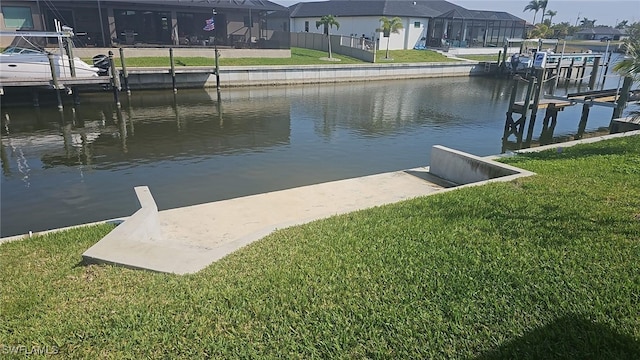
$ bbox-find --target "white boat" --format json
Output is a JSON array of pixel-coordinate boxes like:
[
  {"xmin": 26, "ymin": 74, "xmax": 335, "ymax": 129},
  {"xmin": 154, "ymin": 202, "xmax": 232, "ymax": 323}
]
[
  {"xmin": 0, "ymin": 24, "xmax": 103, "ymax": 80},
  {"xmin": 0, "ymin": 45, "xmax": 100, "ymax": 79}
]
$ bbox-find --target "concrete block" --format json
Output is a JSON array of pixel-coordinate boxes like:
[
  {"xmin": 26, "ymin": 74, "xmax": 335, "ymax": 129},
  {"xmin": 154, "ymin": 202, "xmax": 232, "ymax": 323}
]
[
  {"xmin": 610, "ymin": 117, "xmax": 640, "ymax": 134},
  {"xmin": 429, "ymin": 145, "xmax": 532, "ymax": 185}
]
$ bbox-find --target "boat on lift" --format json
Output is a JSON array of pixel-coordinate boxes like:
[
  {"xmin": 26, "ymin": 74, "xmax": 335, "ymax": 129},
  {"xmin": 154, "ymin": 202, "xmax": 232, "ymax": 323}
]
[
  {"xmin": 0, "ymin": 45, "xmax": 101, "ymax": 79},
  {"xmin": 0, "ymin": 25, "xmax": 102, "ymax": 79}
]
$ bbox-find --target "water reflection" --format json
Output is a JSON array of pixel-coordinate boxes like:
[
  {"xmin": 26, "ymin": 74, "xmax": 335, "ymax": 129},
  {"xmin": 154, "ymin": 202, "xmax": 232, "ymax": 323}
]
[{"xmin": 0, "ymin": 76, "xmax": 626, "ymax": 237}]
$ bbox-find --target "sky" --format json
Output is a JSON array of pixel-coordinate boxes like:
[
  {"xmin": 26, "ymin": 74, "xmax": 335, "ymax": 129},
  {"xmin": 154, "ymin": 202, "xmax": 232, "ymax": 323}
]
[{"xmin": 274, "ymin": 0, "xmax": 640, "ymax": 27}]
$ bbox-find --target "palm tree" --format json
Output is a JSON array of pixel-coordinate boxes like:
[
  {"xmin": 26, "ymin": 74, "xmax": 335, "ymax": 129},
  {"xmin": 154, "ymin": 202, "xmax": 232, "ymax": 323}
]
[
  {"xmin": 539, "ymin": 0, "xmax": 549, "ymax": 23},
  {"xmin": 614, "ymin": 40, "xmax": 640, "ymax": 81},
  {"xmin": 614, "ymin": 39, "xmax": 640, "ymax": 119},
  {"xmin": 529, "ymin": 23, "xmax": 553, "ymax": 39},
  {"xmin": 545, "ymin": 10, "xmax": 557, "ymax": 25},
  {"xmin": 316, "ymin": 15, "xmax": 340, "ymax": 58},
  {"xmin": 579, "ymin": 17, "xmax": 596, "ymax": 28},
  {"xmin": 615, "ymin": 20, "xmax": 629, "ymax": 29},
  {"xmin": 524, "ymin": 0, "xmax": 541, "ymax": 24},
  {"xmin": 377, "ymin": 16, "xmax": 403, "ymax": 59}
]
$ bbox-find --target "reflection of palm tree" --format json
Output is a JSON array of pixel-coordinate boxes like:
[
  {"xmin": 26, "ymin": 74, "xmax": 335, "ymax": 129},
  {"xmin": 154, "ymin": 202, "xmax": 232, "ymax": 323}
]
[
  {"xmin": 377, "ymin": 17, "xmax": 403, "ymax": 59},
  {"xmin": 545, "ymin": 10, "xmax": 557, "ymax": 24},
  {"xmin": 524, "ymin": 0, "xmax": 542, "ymax": 24},
  {"xmin": 316, "ymin": 15, "xmax": 340, "ymax": 59}
]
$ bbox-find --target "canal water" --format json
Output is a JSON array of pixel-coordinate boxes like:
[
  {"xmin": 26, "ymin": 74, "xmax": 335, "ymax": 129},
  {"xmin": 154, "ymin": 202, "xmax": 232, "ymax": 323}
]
[{"xmin": 0, "ymin": 74, "xmax": 630, "ymax": 237}]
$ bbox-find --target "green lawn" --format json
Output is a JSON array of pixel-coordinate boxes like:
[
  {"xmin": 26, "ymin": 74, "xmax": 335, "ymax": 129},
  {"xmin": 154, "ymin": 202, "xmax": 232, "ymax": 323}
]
[
  {"xmin": 1, "ymin": 136, "xmax": 639, "ymax": 358},
  {"xmin": 375, "ymin": 49, "xmax": 457, "ymax": 63},
  {"xmin": 91, "ymin": 47, "xmax": 456, "ymax": 67},
  {"xmin": 458, "ymin": 54, "xmax": 504, "ymax": 62}
]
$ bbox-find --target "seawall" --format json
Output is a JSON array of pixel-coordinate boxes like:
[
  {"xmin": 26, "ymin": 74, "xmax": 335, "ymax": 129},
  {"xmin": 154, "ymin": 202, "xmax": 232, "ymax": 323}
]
[{"xmin": 122, "ymin": 62, "xmax": 485, "ymax": 89}]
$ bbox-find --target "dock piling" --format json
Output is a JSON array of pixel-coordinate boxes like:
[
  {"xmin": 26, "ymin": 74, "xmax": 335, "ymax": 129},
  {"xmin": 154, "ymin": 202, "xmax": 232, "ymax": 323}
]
[
  {"xmin": 170, "ymin": 48, "xmax": 177, "ymax": 93},
  {"xmin": 588, "ymin": 56, "xmax": 601, "ymax": 90},
  {"xmin": 526, "ymin": 70, "xmax": 545, "ymax": 143},
  {"xmin": 611, "ymin": 76, "xmax": 633, "ymax": 121},
  {"xmin": 215, "ymin": 47, "xmax": 220, "ymax": 91},
  {"xmin": 576, "ymin": 101, "xmax": 592, "ymax": 139},
  {"xmin": 119, "ymin": 48, "xmax": 131, "ymax": 95},
  {"xmin": 108, "ymin": 51, "xmax": 121, "ymax": 108},
  {"xmin": 47, "ymin": 53, "xmax": 64, "ymax": 110},
  {"xmin": 65, "ymin": 37, "xmax": 77, "ymax": 78}
]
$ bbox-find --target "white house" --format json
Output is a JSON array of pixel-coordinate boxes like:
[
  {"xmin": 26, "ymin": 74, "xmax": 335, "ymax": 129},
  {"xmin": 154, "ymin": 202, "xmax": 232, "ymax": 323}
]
[{"xmin": 289, "ymin": 0, "xmax": 527, "ymax": 50}]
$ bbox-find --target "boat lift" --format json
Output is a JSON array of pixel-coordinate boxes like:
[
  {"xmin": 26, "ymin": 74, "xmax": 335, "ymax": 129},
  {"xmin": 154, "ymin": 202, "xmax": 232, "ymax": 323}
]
[
  {"xmin": 0, "ymin": 22, "xmax": 115, "ymax": 109},
  {"xmin": 502, "ymin": 58, "xmax": 636, "ymax": 151}
]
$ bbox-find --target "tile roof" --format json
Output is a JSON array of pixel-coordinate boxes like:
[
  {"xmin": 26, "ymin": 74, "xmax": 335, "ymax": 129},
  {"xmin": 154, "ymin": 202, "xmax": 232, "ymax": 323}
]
[
  {"xmin": 290, "ymin": 0, "xmax": 462, "ymax": 17},
  {"xmin": 575, "ymin": 27, "xmax": 625, "ymax": 36},
  {"xmin": 290, "ymin": 0, "xmax": 525, "ymax": 21},
  {"xmin": 42, "ymin": 0, "xmax": 287, "ymax": 12}
]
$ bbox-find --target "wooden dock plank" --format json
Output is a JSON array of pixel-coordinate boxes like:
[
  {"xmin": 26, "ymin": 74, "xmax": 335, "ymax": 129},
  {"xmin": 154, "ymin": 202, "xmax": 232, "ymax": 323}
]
[
  {"xmin": 513, "ymin": 98, "xmax": 572, "ymax": 110},
  {"xmin": 0, "ymin": 77, "xmax": 111, "ymax": 88}
]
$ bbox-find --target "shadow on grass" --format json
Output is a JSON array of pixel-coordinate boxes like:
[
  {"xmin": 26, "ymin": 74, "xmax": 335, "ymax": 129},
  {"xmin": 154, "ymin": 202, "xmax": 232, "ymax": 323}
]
[{"xmin": 475, "ymin": 315, "xmax": 640, "ymax": 360}]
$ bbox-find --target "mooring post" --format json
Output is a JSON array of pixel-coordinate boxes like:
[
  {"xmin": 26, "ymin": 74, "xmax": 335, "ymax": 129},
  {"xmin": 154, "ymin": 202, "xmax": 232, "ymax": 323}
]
[
  {"xmin": 577, "ymin": 57, "xmax": 588, "ymax": 88},
  {"xmin": 611, "ymin": 76, "xmax": 633, "ymax": 121},
  {"xmin": 47, "ymin": 53, "xmax": 64, "ymax": 110},
  {"xmin": 496, "ymin": 50, "xmax": 502, "ymax": 75},
  {"xmin": 215, "ymin": 47, "xmax": 221, "ymax": 92},
  {"xmin": 565, "ymin": 58, "xmax": 574, "ymax": 85},
  {"xmin": 588, "ymin": 56, "xmax": 601, "ymax": 90},
  {"xmin": 119, "ymin": 47, "xmax": 131, "ymax": 95},
  {"xmin": 602, "ymin": 52, "xmax": 612, "ymax": 82},
  {"xmin": 65, "ymin": 37, "xmax": 77, "ymax": 78},
  {"xmin": 526, "ymin": 69, "xmax": 544, "ymax": 143},
  {"xmin": 518, "ymin": 75, "xmax": 537, "ymax": 142},
  {"xmin": 540, "ymin": 104, "xmax": 558, "ymax": 145},
  {"xmin": 576, "ymin": 101, "xmax": 592, "ymax": 139},
  {"xmin": 551, "ymin": 57, "xmax": 562, "ymax": 95},
  {"xmin": 170, "ymin": 48, "xmax": 177, "ymax": 93},
  {"xmin": 212, "ymin": 8, "xmax": 221, "ymax": 92},
  {"xmin": 503, "ymin": 77, "xmax": 521, "ymax": 142},
  {"xmin": 108, "ymin": 51, "xmax": 121, "ymax": 108}
]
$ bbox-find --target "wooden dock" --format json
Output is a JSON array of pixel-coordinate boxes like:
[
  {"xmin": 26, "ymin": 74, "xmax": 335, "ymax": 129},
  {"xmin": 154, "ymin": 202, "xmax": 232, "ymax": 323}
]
[
  {"xmin": 0, "ymin": 76, "xmax": 114, "ymax": 108},
  {"xmin": 512, "ymin": 98, "xmax": 573, "ymax": 112},
  {"xmin": 0, "ymin": 76, "xmax": 110, "ymax": 89},
  {"xmin": 502, "ymin": 71, "xmax": 634, "ymax": 152}
]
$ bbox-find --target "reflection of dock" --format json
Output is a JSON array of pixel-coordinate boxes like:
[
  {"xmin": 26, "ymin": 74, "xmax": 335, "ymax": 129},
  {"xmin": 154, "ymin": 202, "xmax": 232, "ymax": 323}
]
[
  {"xmin": 0, "ymin": 76, "xmax": 112, "ymax": 107},
  {"xmin": 1, "ymin": 89, "xmax": 292, "ymax": 171}
]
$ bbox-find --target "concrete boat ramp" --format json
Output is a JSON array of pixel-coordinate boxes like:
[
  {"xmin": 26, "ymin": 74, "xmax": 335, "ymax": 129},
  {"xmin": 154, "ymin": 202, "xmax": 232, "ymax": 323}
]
[
  {"xmin": 83, "ymin": 169, "xmax": 445, "ymax": 274},
  {"xmin": 81, "ymin": 145, "xmax": 534, "ymax": 274}
]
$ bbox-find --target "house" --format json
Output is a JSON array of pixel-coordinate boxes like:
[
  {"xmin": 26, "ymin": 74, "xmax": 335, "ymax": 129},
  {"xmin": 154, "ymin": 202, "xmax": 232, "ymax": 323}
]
[
  {"xmin": 289, "ymin": 0, "xmax": 527, "ymax": 50},
  {"xmin": 0, "ymin": 0, "xmax": 290, "ymax": 48},
  {"xmin": 574, "ymin": 26, "xmax": 627, "ymax": 41}
]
